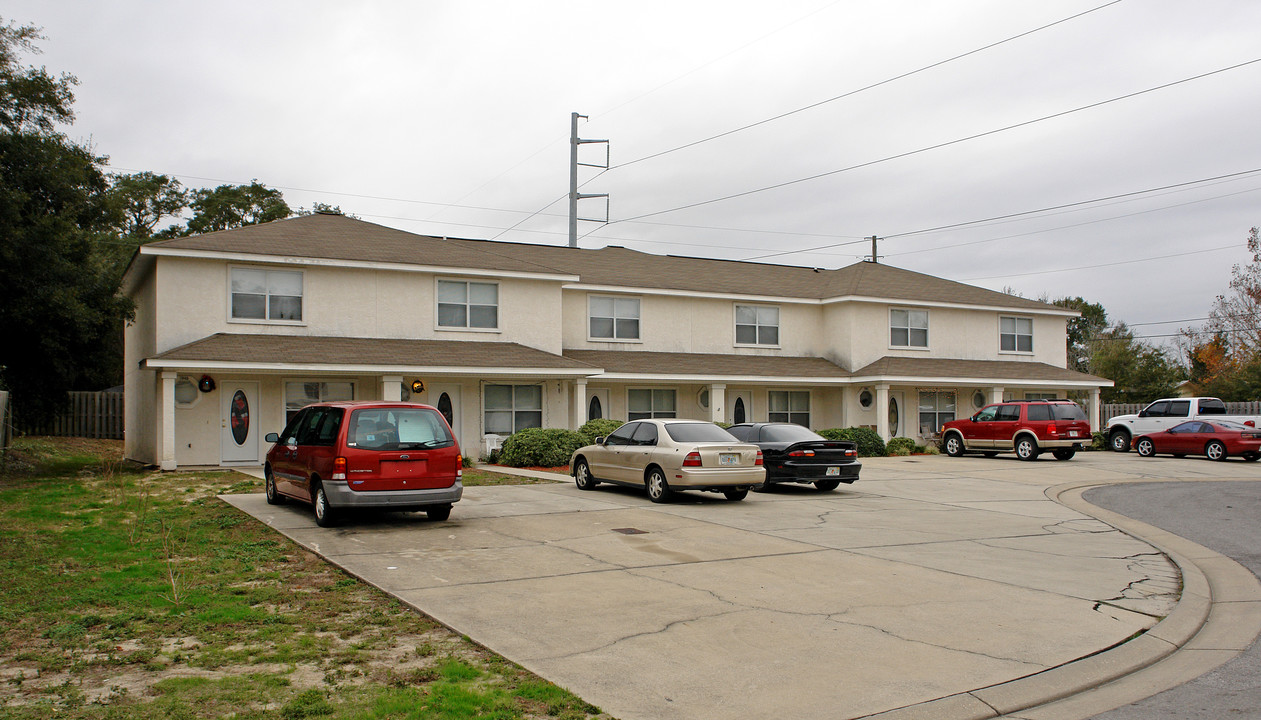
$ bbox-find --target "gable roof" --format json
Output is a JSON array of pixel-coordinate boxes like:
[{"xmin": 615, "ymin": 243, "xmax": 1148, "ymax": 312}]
[{"xmin": 137, "ymin": 213, "xmax": 1064, "ymax": 312}]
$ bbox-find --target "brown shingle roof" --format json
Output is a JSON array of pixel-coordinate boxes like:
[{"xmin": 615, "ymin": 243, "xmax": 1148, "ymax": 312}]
[
  {"xmin": 147, "ymin": 214, "xmax": 1061, "ymax": 311},
  {"xmin": 563, "ymin": 349, "xmax": 849, "ymax": 380},
  {"xmin": 851, "ymin": 356, "xmax": 1112, "ymax": 385},
  {"xmin": 147, "ymin": 333, "xmax": 599, "ymax": 374}
]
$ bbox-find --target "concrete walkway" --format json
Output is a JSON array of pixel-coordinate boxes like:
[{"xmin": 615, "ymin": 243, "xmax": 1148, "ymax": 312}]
[{"xmin": 223, "ymin": 453, "xmax": 1261, "ymax": 720}]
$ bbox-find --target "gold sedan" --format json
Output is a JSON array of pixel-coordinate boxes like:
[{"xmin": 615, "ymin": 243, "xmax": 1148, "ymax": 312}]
[{"xmin": 570, "ymin": 419, "xmax": 765, "ymax": 502}]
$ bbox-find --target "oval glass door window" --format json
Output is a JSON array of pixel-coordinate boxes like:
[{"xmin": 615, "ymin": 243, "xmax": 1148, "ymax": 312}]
[
  {"xmin": 734, "ymin": 397, "xmax": 746, "ymax": 424},
  {"xmin": 588, "ymin": 395, "xmax": 603, "ymax": 420},
  {"xmin": 888, "ymin": 397, "xmax": 899, "ymax": 436},
  {"xmin": 230, "ymin": 390, "xmax": 250, "ymax": 446},
  {"xmin": 437, "ymin": 392, "xmax": 454, "ymax": 428}
]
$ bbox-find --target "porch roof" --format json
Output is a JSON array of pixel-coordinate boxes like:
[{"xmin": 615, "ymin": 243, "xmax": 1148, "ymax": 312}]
[
  {"xmin": 849, "ymin": 356, "xmax": 1113, "ymax": 387},
  {"xmin": 562, "ymin": 349, "xmax": 852, "ymax": 384},
  {"xmin": 143, "ymin": 333, "xmax": 602, "ymax": 378}
]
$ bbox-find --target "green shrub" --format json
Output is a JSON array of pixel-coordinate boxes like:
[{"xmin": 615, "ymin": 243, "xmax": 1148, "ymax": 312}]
[
  {"xmin": 714, "ymin": 421, "xmax": 732, "ymax": 429},
  {"xmin": 886, "ymin": 437, "xmax": 916, "ymax": 455},
  {"xmin": 816, "ymin": 427, "xmax": 887, "ymax": 457},
  {"xmin": 577, "ymin": 418, "xmax": 623, "ymax": 445},
  {"xmin": 498, "ymin": 428, "xmax": 588, "ymax": 468},
  {"xmin": 921, "ymin": 443, "xmax": 941, "ymax": 455},
  {"xmin": 1089, "ymin": 431, "xmax": 1107, "ymax": 451}
]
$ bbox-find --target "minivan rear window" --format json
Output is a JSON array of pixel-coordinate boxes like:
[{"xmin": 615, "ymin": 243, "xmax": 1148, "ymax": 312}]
[
  {"xmin": 1051, "ymin": 403, "xmax": 1087, "ymax": 421},
  {"xmin": 348, "ymin": 407, "xmax": 454, "ymax": 450}
]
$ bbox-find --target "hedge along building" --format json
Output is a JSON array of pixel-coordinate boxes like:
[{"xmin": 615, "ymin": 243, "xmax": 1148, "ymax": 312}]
[{"xmin": 119, "ymin": 213, "xmax": 1111, "ymax": 469}]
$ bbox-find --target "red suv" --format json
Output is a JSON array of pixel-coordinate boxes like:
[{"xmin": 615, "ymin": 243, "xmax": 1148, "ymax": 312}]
[
  {"xmin": 940, "ymin": 400, "xmax": 1091, "ymax": 461},
  {"xmin": 264, "ymin": 401, "xmax": 463, "ymax": 526}
]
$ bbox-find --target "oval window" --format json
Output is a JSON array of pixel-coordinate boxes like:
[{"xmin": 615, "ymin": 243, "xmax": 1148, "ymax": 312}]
[
  {"xmin": 230, "ymin": 390, "xmax": 250, "ymax": 446},
  {"xmin": 437, "ymin": 392, "xmax": 454, "ymax": 428},
  {"xmin": 588, "ymin": 395, "xmax": 603, "ymax": 420},
  {"xmin": 888, "ymin": 397, "xmax": 899, "ymax": 436},
  {"xmin": 734, "ymin": 397, "xmax": 746, "ymax": 424},
  {"xmin": 973, "ymin": 390, "xmax": 987, "ymax": 409}
]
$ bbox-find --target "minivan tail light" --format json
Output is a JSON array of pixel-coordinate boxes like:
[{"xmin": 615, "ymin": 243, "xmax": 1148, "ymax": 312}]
[
  {"xmin": 755, "ymin": 450, "xmax": 764, "ymax": 466},
  {"xmin": 333, "ymin": 457, "xmax": 347, "ymax": 480},
  {"xmin": 683, "ymin": 451, "xmax": 703, "ymax": 467}
]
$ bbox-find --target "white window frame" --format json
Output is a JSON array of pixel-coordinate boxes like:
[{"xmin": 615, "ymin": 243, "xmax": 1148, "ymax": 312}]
[
  {"xmin": 734, "ymin": 304, "xmax": 781, "ymax": 347},
  {"xmin": 229, "ymin": 266, "xmax": 304, "ymax": 324},
  {"xmin": 173, "ymin": 375, "xmax": 201, "ymax": 409},
  {"xmin": 283, "ymin": 379, "xmax": 356, "ymax": 423},
  {"xmin": 1000, "ymin": 316, "xmax": 1034, "ymax": 354},
  {"xmin": 587, "ymin": 295, "xmax": 642, "ymax": 342},
  {"xmin": 768, "ymin": 390, "xmax": 810, "ymax": 427},
  {"xmin": 890, "ymin": 308, "xmax": 929, "ymax": 349},
  {"xmin": 483, "ymin": 383, "xmax": 544, "ymax": 435},
  {"xmin": 436, "ymin": 278, "xmax": 500, "ymax": 332},
  {"xmin": 918, "ymin": 391, "xmax": 956, "ymax": 438},
  {"xmin": 627, "ymin": 388, "xmax": 677, "ymax": 421}
]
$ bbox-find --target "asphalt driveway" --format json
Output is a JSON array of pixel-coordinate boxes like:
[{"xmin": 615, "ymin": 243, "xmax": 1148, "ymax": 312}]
[{"xmin": 224, "ymin": 452, "xmax": 1261, "ymax": 720}]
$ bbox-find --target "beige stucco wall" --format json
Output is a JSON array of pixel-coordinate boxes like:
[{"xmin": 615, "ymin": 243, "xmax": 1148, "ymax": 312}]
[
  {"xmin": 562, "ymin": 291, "xmax": 826, "ymax": 356},
  {"xmin": 124, "ymin": 268, "xmax": 158, "ymax": 465},
  {"xmin": 151, "ymin": 258, "xmax": 565, "ymax": 354},
  {"xmin": 578, "ymin": 383, "xmax": 845, "ymax": 429}
]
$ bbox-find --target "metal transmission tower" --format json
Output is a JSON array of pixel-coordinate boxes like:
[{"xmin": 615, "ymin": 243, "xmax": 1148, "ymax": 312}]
[{"xmin": 568, "ymin": 112, "xmax": 609, "ymax": 248}]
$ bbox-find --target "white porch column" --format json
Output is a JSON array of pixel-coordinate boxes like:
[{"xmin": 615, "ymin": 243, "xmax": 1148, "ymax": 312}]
[
  {"xmin": 875, "ymin": 383, "xmax": 890, "ymax": 441},
  {"xmin": 1089, "ymin": 387, "xmax": 1102, "ymax": 432},
  {"xmin": 159, "ymin": 371, "xmax": 177, "ymax": 471},
  {"xmin": 990, "ymin": 386, "xmax": 1005, "ymax": 405},
  {"xmin": 382, "ymin": 375, "xmax": 403, "ymax": 402},
  {"xmin": 709, "ymin": 383, "xmax": 727, "ymax": 423},
  {"xmin": 573, "ymin": 379, "xmax": 588, "ymax": 429}
]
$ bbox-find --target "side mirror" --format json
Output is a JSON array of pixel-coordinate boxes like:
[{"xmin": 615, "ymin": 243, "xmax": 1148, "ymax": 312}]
[
  {"xmin": 265, "ymin": 433, "xmax": 279, "ymax": 443},
  {"xmin": 970, "ymin": 416, "xmax": 978, "ymax": 423},
  {"xmin": 1138, "ymin": 410, "xmax": 1149, "ymax": 418},
  {"xmin": 594, "ymin": 436, "xmax": 605, "ymax": 445}
]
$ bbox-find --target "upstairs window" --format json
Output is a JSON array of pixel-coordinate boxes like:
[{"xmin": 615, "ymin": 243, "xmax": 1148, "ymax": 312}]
[
  {"xmin": 589, "ymin": 296, "xmax": 640, "ymax": 340},
  {"xmin": 890, "ymin": 309, "xmax": 928, "ymax": 348},
  {"xmin": 438, "ymin": 279, "xmax": 498, "ymax": 329},
  {"xmin": 1000, "ymin": 317, "xmax": 1033, "ymax": 353},
  {"xmin": 231, "ymin": 268, "xmax": 302, "ymax": 321},
  {"xmin": 736, "ymin": 305, "xmax": 780, "ymax": 346}
]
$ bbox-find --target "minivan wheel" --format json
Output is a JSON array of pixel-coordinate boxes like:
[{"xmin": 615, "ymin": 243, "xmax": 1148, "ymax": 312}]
[
  {"xmin": 264, "ymin": 467, "xmax": 285, "ymax": 505},
  {"xmin": 943, "ymin": 434, "xmax": 965, "ymax": 457},
  {"xmin": 426, "ymin": 504, "xmax": 452, "ymax": 521},
  {"xmin": 574, "ymin": 459, "xmax": 598, "ymax": 490},
  {"xmin": 1205, "ymin": 441, "xmax": 1228, "ymax": 462},
  {"xmin": 645, "ymin": 467, "xmax": 673, "ymax": 503},
  {"xmin": 1015, "ymin": 437, "xmax": 1039, "ymax": 461},
  {"xmin": 1109, "ymin": 430, "xmax": 1131, "ymax": 453},
  {"xmin": 313, "ymin": 483, "xmax": 338, "ymax": 527}
]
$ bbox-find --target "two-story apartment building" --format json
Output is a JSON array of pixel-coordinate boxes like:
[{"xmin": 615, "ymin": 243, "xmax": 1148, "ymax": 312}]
[{"xmin": 119, "ymin": 213, "xmax": 1111, "ymax": 469}]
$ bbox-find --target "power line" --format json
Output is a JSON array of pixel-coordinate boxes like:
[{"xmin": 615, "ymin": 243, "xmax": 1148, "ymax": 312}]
[
  {"xmin": 610, "ymin": 1, "xmax": 1123, "ymax": 170},
  {"xmin": 960, "ymin": 243, "xmax": 1240, "ymax": 281},
  {"xmin": 618, "ymin": 58, "xmax": 1261, "ymax": 225}
]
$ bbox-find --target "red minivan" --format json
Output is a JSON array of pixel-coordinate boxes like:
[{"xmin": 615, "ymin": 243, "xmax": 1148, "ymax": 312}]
[{"xmin": 264, "ymin": 401, "xmax": 463, "ymax": 526}]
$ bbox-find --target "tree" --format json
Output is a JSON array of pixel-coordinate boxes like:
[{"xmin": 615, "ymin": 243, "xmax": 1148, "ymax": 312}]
[
  {"xmin": 107, "ymin": 171, "xmax": 187, "ymax": 239},
  {"xmin": 1204, "ymin": 227, "xmax": 1261, "ymax": 360},
  {"xmin": 183, "ymin": 181, "xmax": 290, "ymax": 235},
  {"xmin": 0, "ymin": 19, "xmax": 133, "ymax": 418},
  {"xmin": 1090, "ymin": 324, "xmax": 1184, "ymax": 403},
  {"xmin": 1052, "ymin": 297, "xmax": 1109, "ymax": 374}
]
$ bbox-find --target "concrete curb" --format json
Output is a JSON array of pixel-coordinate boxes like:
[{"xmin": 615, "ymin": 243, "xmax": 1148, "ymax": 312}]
[{"xmin": 861, "ymin": 477, "xmax": 1261, "ymax": 720}]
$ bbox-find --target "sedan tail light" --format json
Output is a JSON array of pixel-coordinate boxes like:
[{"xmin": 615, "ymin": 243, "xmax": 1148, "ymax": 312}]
[
  {"xmin": 683, "ymin": 451, "xmax": 703, "ymax": 467},
  {"xmin": 787, "ymin": 449, "xmax": 815, "ymax": 457},
  {"xmin": 333, "ymin": 456, "xmax": 347, "ymax": 480},
  {"xmin": 755, "ymin": 450, "xmax": 764, "ymax": 466}
]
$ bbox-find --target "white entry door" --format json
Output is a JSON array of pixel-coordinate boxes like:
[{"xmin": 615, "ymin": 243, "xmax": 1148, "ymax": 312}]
[
  {"xmin": 221, "ymin": 381, "xmax": 259, "ymax": 464},
  {"xmin": 728, "ymin": 389, "xmax": 753, "ymax": 424},
  {"xmin": 587, "ymin": 388, "xmax": 610, "ymax": 423},
  {"xmin": 429, "ymin": 384, "xmax": 462, "ymax": 449}
]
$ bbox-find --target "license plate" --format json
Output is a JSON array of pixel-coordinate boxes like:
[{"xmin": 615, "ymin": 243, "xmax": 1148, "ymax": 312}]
[
  {"xmin": 719, "ymin": 453, "xmax": 739, "ymax": 466},
  {"xmin": 826, "ymin": 467, "xmax": 840, "ymax": 476},
  {"xmin": 1069, "ymin": 431, "xmax": 1079, "ymax": 437}
]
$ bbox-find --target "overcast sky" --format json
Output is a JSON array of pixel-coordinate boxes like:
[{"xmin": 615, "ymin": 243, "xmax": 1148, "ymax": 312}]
[{"xmin": 10, "ymin": 1, "xmax": 1261, "ymax": 348}]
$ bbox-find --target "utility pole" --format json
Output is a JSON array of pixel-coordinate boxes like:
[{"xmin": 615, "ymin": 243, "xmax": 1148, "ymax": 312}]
[
  {"xmin": 569, "ymin": 112, "xmax": 609, "ymax": 248},
  {"xmin": 868, "ymin": 236, "xmax": 880, "ymax": 263}
]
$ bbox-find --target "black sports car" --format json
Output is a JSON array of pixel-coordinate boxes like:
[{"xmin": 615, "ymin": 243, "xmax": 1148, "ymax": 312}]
[{"xmin": 726, "ymin": 423, "xmax": 860, "ymax": 491}]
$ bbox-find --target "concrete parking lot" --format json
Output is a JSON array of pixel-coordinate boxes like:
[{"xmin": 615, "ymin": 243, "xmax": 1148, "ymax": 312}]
[{"xmin": 225, "ymin": 452, "xmax": 1261, "ymax": 720}]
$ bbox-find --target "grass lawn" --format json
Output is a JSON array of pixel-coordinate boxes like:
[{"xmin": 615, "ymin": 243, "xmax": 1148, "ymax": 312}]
[{"xmin": 0, "ymin": 438, "xmax": 605, "ymax": 719}]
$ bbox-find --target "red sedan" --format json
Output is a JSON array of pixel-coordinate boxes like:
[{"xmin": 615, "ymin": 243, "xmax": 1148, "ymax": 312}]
[{"xmin": 1133, "ymin": 420, "xmax": 1261, "ymax": 462}]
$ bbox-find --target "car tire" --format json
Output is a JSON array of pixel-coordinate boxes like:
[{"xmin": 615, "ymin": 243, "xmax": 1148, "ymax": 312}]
[
  {"xmin": 1243, "ymin": 452, "xmax": 1260, "ymax": 462},
  {"xmin": 313, "ymin": 482, "xmax": 338, "ymax": 527},
  {"xmin": 1205, "ymin": 441, "xmax": 1228, "ymax": 462},
  {"xmin": 723, "ymin": 488, "xmax": 749, "ymax": 501},
  {"xmin": 1052, "ymin": 448, "xmax": 1076, "ymax": 461},
  {"xmin": 1109, "ymin": 430, "xmax": 1131, "ymax": 453},
  {"xmin": 645, "ymin": 467, "xmax": 673, "ymax": 503},
  {"xmin": 943, "ymin": 434, "xmax": 966, "ymax": 457},
  {"xmin": 1015, "ymin": 436, "xmax": 1039, "ymax": 461},
  {"xmin": 814, "ymin": 479, "xmax": 841, "ymax": 492},
  {"xmin": 264, "ymin": 467, "xmax": 285, "ymax": 505},
  {"xmin": 1136, "ymin": 438, "xmax": 1156, "ymax": 457},
  {"xmin": 573, "ymin": 459, "xmax": 599, "ymax": 490},
  {"xmin": 426, "ymin": 504, "xmax": 452, "ymax": 521}
]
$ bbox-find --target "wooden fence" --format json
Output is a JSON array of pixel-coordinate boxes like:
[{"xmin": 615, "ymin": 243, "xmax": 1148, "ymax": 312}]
[
  {"xmin": 15, "ymin": 391, "xmax": 125, "ymax": 439},
  {"xmin": 1103, "ymin": 401, "xmax": 1261, "ymax": 422}
]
